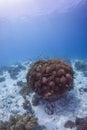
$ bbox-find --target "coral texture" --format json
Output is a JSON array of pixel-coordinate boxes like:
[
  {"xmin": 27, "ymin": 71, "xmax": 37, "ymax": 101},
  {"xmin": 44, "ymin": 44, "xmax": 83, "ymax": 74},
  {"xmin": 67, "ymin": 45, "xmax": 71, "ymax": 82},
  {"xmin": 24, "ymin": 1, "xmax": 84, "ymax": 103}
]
[
  {"xmin": 27, "ymin": 59, "xmax": 74, "ymax": 101},
  {"xmin": 0, "ymin": 115, "xmax": 38, "ymax": 130},
  {"xmin": 64, "ymin": 117, "xmax": 87, "ymax": 130},
  {"xmin": 76, "ymin": 117, "xmax": 87, "ymax": 130}
]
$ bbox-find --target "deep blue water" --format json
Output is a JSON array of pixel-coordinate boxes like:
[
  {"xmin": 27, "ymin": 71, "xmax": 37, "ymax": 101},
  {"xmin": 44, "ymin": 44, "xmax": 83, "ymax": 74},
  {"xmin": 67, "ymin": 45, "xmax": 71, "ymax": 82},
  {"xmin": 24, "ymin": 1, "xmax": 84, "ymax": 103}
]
[{"xmin": 0, "ymin": 2, "xmax": 87, "ymax": 66}]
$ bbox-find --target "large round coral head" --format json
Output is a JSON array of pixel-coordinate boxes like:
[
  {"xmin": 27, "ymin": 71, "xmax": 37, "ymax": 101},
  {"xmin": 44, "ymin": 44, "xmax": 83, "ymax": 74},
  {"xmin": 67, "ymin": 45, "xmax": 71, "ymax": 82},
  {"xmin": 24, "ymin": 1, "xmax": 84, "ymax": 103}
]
[{"xmin": 27, "ymin": 59, "xmax": 74, "ymax": 101}]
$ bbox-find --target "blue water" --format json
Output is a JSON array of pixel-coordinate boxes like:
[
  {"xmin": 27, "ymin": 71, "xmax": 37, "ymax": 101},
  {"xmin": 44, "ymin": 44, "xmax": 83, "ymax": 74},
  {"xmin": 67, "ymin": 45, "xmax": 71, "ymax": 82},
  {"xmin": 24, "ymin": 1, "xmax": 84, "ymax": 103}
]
[{"xmin": 0, "ymin": 2, "xmax": 87, "ymax": 66}]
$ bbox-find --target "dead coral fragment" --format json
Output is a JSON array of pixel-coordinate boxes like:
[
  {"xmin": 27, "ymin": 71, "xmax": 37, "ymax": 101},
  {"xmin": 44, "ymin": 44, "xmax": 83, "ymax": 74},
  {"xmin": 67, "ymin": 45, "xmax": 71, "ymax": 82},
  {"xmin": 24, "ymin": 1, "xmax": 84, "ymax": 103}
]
[{"xmin": 27, "ymin": 59, "xmax": 74, "ymax": 101}]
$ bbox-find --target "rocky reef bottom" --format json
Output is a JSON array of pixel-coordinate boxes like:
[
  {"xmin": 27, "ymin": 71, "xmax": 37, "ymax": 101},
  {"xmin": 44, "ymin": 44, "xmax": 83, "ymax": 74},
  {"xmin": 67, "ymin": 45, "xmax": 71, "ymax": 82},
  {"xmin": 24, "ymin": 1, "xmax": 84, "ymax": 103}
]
[{"xmin": 0, "ymin": 59, "xmax": 87, "ymax": 130}]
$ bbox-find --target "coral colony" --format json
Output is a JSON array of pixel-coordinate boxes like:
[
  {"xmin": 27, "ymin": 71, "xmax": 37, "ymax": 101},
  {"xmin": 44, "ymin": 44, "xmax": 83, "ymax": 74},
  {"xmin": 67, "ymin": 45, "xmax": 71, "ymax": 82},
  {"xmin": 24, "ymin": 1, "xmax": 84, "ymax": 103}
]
[{"xmin": 27, "ymin": 59, "xmax": 74, "ymax": 101}]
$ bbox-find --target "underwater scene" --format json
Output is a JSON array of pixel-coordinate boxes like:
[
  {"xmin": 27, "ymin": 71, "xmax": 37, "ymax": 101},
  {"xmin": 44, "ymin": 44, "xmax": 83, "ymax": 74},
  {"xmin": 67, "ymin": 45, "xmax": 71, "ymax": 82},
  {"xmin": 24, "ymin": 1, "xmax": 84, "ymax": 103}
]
[{"xmin": 0, "ymin": 0, "xmax": 87, "ymax": 130}]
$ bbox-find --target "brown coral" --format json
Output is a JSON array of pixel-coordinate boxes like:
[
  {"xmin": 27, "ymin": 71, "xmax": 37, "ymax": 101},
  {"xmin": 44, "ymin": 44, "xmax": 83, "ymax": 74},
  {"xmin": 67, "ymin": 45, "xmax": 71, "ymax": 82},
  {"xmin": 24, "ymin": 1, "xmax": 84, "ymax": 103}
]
[
  {"xmin": 0, "ymin": 114, "xmax": 38, "ymax": 130},
  {"xmin": 64, "ymin": 117, "xmax": 87, "ymax": 130},
  {"xmin": 27, "ymin": 59, "xmax": 74, "ymax": 101}
]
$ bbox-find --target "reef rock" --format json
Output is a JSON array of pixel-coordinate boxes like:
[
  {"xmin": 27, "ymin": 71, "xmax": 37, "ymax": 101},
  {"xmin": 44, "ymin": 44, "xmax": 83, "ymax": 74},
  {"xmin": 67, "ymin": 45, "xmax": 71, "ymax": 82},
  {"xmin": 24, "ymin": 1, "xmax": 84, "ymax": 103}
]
[
  {"xmin": 75, "ymin": 61, "xmax": 87, "ymax": 71},
  {"xmin": 27, "ymin": 59, "xmax": 74, "ymax": 101},
  {"xmin": 64, "ymin": 120, "xmax": 75, "ymax": 129},
  {"xmin": 64, "ymin": 117, "xmax": 87, "ymax": 130},
  {"xmin": 0, "ymin": 77, "xmax": 5, "ymax": 82},
  {"xmin": 76, "ymin": 117, "xmax": 87, "ymax": 130}
]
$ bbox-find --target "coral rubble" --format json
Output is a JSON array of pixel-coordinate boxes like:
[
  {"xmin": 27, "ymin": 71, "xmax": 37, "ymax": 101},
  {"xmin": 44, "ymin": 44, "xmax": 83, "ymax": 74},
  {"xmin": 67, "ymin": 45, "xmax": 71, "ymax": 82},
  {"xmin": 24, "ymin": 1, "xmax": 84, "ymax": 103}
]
[{"xmin": 27, "ymin": 59, "xmax": 74, "ymax": 101}]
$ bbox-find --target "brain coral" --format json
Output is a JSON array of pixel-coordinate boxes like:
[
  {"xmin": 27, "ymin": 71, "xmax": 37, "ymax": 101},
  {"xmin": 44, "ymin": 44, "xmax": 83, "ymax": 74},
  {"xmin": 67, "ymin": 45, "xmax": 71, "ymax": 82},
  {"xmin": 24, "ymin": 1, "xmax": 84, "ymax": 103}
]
[{"xmin": 27, "ymin": 59, "xmax": 74, "ymax": 101}]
